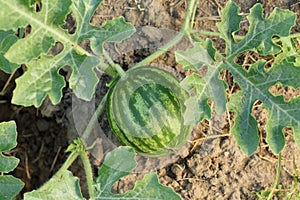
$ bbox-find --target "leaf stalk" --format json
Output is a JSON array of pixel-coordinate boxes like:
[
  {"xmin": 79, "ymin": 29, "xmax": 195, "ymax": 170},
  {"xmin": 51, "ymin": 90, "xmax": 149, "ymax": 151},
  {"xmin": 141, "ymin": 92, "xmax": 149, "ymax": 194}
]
[
  {"xmin": 56, "ymin": 151, "xmax": 79, "ymax": 175},
  {"xmin": 199, "ymin": 30, "xmax": 300, "ymax": 43},
  {"xmin": 81, "ymin": 92, "xmax": 109, "ymax": 143},
  {"xmin": 103, "ymin": 50, "xmax": 125, "ymax": 77},
  {"xmin": 79, "ymin": 150, "xmax": 95, "ymax": 200},
  {"xmin": 267, "ymin": 153, "xmax": 282, "ymax": 200}
]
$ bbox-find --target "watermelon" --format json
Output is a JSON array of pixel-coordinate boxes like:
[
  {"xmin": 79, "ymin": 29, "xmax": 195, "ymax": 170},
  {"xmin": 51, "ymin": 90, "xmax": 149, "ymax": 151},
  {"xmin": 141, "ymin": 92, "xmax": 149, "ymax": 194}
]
[{"xmin": 107, "ymin": 66, "xmax": 192, "ymax": 157}]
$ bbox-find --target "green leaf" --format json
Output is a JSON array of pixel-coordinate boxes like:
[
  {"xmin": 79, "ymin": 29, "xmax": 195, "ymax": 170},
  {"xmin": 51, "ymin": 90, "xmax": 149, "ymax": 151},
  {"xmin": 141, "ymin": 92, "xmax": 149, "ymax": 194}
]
[
  {"xmin": 0, "ymin": 154, "xmax": 19, "ymax": 174},
  {"xmin": 0, "ymin": 0, "xmax": 71, "ymax": 64},
  {"xmin": 0, "ymin": 175, "xmax": 24, "ymax": 200},
  {"xmin": 95, "ymin": 146, "xmax": 137, "ymax": 194},
  {"xmin": 0, "ymin": 121, "xmax": 17, "ymax": 152},
  {"xmin": 274, "ymin": 37, "xmax": 300, "ymax": 65},
  {"xmin": 0, "ymin": 121, "xmax": 24, "ymax": 199},
  {"xmin": 80, "ymin": 16, "xmax": 136, "ymax": 55},
  {"xmin": 11, "ymin": 51, "xmax": 100, "ymax": 107},
  {"xmin": 0, "ymin": 121, "xmax": 19, "ymax": 173},
  {"xmin": 180, "ymin": 73, "xmax": 213, "ymax": 125},
  {"xmin": 175, "ymin": 41, "xmax": 215, "ymax": 70},
  {"xmin": 225, "ymin": 59, "xmax": 300, "ymax": 155},
  {"xmin": 227, "ymin": 90, "xmax": 259, "ymax": 155},
  {"xmin": 214, "ymin": 2, "xmax": 299, "ymax": 155},
  {"xmin": 176, "ymin": 42, "xmax": 227, "ymax": 125},
  {"xmin": 218, "ymin": 1, "xmax": 296, "ymax": 58},
  {"xmin": 0, "ymin": 0, "xmax": 135, "ymax": 107},
  {"xmin": 11, "ymin": 54, "xmax": 65, "ymax": 107},
  {"xmin": 0, "ymin": 30, "xmax": 19, "ymax": 73},
  {"xmin": 120, "ymin": 173, "xmax": 182, "ymax": 199},
  {"xmin": 94, "ymin": 146, "xmax": 181, "ymax": 199},
  {"xmin": 179, "ymin": 2, "xmax": 299, "ymax": 156},
  {"xmin": 24, "ymin": 169, "xmax": 84, "ymax": 200},
  {"xmin": 72, "ymin": 0, "xmax": 135, "ymax": 54},
  {"xmin": 216, "ymin": 1, "xmax": 242, "ymax": 56},
  {"xmin": 261, "ymin": 61, "xmax": 300, "ymax": 153}
]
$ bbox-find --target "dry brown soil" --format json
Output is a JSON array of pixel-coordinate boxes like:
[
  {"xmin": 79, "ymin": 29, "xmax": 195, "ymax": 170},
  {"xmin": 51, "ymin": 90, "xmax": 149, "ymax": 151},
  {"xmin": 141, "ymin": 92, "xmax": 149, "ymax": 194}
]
[{"xmin": 1, "ymin": 0, "xmax": 300, "ymax": 199}]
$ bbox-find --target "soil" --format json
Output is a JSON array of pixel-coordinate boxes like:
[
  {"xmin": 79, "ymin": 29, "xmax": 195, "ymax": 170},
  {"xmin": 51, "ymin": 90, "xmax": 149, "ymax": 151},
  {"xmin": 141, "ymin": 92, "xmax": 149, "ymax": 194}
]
[{"xmin": 1, "ymin": 0, "xmax": 300, "ymax": 199}]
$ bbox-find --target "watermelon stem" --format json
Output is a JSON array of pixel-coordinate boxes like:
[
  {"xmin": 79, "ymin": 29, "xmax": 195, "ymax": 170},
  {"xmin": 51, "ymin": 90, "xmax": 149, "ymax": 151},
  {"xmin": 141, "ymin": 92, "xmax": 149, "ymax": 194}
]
[
  {"xmin": 103, "ymin": 49, "xmax": 126, "ymax": 77},
  {"xmin": 56, "ymin": 150, "xmax": 79, "ymax": 174},
  {"xmin": 267, "ymin": 153, "xmax": 282, "ymax": 200},
  {"xmin": 197, "ymin": 30, "xmax": 300, "ymax": 43},
  {"xmin": 134, "ymin": 0, "xmax": 199, "ymax": 68},
  {"xmin": 181, "ymin": 0, "xmax": 198, "ymax": 36},
  {"xmin": 79, "ymin": 149, "xmax": 95, "ymax": 200},
  {"xmin": 61, "ymin": 139, "xmax": 96, "ymax": 199},
  {"xmin": 81, "ymin": 92, "xmax": 109, "ymax": 142}
]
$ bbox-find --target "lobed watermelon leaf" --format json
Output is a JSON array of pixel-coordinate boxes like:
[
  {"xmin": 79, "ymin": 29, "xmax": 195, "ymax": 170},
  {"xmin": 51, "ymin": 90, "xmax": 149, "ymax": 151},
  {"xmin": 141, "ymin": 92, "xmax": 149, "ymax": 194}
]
[
  {"xmin": 0, "ymin": 121, "xmax": 19, "ymax": 173},
  {"xmin": 24, "ymin": 169, "xmax": 84, "ymax": 200},
  {"xmin": 94, "ymin": 146, "xmax": 182, "ymax": 199},
  {"xmin": 0, "ymin": 121, "xmax": 24, "ymax": 200},
  {"xmin": 0, "ymin": 176, "xmax": 24, "ymax": 200},
  {"xmin": 0, "ymin": 30, "xmax": 19, "ymax": 74},
  {"xmin": 23, "ymin": 146, "xmax": 181, "ymax": 199},
  {"xmin": 0, "ymin": 0, "xmax": 135, "ymax": 107},
  {"xmin": 274, "ymin": 37, "xmax": 300, "ymax": 65},
  {"xmin": 219, "ymin": 1, "xmax": 299, "ymax": 155},
  {"xmin": 176, "ymin": 41, "xmax": 227, "ymax": 125},
  {"xmin": 221, "ymin": 2, "xmax": 296, "ymax": 59},
  {"xmin": 178, "ymin": 1, "xmax": 299, "ymax": 156}
]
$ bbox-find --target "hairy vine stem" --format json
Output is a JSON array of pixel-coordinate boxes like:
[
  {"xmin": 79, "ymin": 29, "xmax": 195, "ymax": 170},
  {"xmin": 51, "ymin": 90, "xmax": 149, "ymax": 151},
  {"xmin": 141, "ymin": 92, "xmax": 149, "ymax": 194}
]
[
  {"xmin": 103, "ymin": 49, "xmax": 126, "ymax": 77},
  {"xmin": 199, "ymin": 30, "xmax": 300, "ymax": 42},
  {"xmin": 80, "ymin": 150, "xmax": 95, "ymax": 199},
  {"xmin": 267, "ymin": 153, "xmax": 282, "ymax": 200},
  {"xmin": 81, "ymin": 92, "xmax": 109, "ymax": 142},
  {"xmin": 57, "ymin": 150, "xmax": 79, "ymax": 174}
]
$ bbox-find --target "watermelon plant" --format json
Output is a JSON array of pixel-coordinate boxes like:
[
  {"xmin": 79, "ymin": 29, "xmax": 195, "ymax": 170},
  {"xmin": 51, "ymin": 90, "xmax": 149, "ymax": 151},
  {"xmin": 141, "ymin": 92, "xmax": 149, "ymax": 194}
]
[{"xmin": 0, "ymin": 0, "xmax": 299, "ymax": 199}]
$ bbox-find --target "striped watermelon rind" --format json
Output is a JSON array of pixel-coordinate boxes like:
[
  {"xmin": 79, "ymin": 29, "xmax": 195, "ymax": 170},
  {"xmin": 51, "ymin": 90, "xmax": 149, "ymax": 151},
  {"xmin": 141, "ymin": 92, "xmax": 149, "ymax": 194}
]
[{"xmin": 107, "ymin": 66, "xmax": 192, "ymax": 157}]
